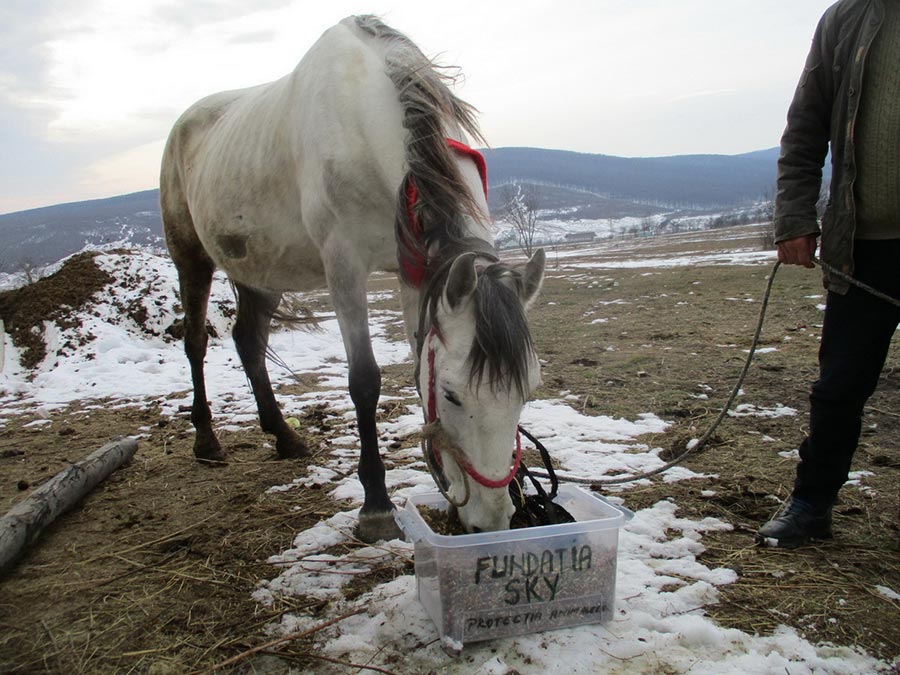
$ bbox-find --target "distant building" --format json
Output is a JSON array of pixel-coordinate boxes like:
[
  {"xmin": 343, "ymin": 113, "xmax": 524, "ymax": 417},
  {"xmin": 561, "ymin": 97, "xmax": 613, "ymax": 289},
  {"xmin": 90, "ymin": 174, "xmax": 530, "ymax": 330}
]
[{"xmin": 564, "ymin": 231, "xmax": 595, "ymax": 243}]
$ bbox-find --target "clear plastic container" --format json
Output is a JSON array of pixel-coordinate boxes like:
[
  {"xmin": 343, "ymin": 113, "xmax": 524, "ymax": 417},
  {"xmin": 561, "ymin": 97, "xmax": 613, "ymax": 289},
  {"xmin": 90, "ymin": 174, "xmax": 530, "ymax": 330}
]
[{"xmin": 395, "ymin": 484, "xmax": 632, "ymax": 648}]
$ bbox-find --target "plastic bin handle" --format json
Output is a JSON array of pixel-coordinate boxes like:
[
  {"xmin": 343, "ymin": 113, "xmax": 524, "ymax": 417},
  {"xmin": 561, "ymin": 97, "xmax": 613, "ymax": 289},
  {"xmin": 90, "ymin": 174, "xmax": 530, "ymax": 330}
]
[
  {"xmin": 586, "ymin": 490, "xmax": 636, "ymax": 523},
  {"xmin": 394, "ymin": 505, "xmax": 426, "ymax": 543},
  {"xmin": 612, "ymin": 501, "xmax": 635, "ymax": 522}
]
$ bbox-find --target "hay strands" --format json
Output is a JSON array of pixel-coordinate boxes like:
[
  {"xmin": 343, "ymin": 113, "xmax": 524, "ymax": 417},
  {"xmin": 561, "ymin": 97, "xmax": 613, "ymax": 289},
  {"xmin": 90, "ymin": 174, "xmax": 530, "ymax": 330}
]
[
  {"xmin": 198, "ymin": 607, "xmax": 403, "ymax": 675},
  {"xmin": 0, "ymin": 436, "xmax": 138, "ymax": 575}
]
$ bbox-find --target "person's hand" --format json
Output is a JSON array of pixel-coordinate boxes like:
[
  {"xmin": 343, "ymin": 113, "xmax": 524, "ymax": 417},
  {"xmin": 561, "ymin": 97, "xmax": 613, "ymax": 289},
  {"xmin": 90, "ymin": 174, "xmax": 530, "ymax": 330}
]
[{"xmin": 776, "ymin": 234, "xmax": 817, "ymax": 268}]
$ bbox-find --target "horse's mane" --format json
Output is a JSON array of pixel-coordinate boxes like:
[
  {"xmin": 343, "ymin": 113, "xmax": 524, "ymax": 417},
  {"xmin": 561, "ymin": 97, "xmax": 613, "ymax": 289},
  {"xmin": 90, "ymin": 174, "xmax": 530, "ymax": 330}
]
[
  {"xmin": 408, "ymin": 244, "xmax": 533, "ymax": 401},
  {"xmin": 355, "ymin": 16, "xmax": 534, "ymax": 400},
  {"xmin": 352, "ymin": 15, "xmax": 486, "ymax": 279}
]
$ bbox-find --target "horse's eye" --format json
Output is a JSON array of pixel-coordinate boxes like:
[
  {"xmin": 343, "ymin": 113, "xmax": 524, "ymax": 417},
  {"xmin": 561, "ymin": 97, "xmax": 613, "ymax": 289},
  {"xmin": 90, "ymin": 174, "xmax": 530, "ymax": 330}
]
[{"xmin": 443, "ymin": 390, "xmax": 462, "ymax": 407}]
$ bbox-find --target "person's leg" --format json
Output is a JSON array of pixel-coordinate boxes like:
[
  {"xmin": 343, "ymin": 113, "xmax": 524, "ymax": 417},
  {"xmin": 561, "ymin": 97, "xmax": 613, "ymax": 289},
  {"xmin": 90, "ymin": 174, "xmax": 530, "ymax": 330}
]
[
  {"xmin": 759, "ymin": 239, "xmax": 900, "ymax": 546},
  {"xmin": 795, "ymin": 320, "xmax": 893, "ymax": 501}
]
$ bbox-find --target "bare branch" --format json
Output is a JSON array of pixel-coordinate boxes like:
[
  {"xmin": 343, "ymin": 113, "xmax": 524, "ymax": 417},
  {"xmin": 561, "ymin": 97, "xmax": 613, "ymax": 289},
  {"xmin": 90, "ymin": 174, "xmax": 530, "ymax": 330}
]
[{"xmin": 498, "ymin": 183, "xmax": 540, "ymax": 257}]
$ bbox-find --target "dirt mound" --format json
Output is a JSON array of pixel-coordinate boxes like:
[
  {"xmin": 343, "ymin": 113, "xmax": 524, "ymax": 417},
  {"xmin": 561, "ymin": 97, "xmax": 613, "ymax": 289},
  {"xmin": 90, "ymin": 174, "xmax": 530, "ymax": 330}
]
[
  {"xmin": 0, "ymin": 253, "xmax": 113, "ymax": 370},
  {"xmin": 0, "ymin": 248, "xmax": 240, "ymax": 375}
]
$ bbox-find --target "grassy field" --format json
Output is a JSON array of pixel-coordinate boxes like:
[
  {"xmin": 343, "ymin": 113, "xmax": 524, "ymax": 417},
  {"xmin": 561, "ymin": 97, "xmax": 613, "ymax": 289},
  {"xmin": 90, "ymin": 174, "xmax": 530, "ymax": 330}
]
[
  {"xmin": 1, "ymin": 223, "xmax": 898, "ymax": 672},
  {"xmin": 524, "ymin": 225, "xmax": 900, "ymax": 660}
]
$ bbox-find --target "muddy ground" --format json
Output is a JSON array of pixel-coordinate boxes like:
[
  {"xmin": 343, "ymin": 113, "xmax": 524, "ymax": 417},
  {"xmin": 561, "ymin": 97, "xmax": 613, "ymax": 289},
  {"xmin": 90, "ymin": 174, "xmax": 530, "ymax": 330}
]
[{"xmin": 1, "ymin": 224, "xmax": 898, "ymax": 673}]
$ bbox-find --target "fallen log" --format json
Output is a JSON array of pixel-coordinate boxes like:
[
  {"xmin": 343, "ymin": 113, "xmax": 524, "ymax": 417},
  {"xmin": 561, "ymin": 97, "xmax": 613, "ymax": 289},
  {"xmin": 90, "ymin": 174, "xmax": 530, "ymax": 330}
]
[{"xmin": 0, "ymin": 436, "xmax": 138, "ymax": 575}]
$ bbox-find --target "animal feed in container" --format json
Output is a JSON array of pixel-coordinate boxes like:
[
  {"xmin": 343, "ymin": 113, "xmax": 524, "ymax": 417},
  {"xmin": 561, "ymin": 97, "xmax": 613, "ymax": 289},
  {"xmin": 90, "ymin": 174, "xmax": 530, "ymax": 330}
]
[{"xmin": 395, "ymin": 484, "xmax": 632, "ymax": 650}]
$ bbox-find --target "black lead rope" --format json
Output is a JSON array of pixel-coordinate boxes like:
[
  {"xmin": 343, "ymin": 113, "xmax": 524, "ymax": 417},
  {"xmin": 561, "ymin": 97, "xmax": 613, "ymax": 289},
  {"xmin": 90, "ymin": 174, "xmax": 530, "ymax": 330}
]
[
  {"xmin": 509, "ymin": 425, "xmax": 575, "ymax": 527},
  {"xmin": 516, "ymin": 425, "xmax": 560, "ymax": 499}
]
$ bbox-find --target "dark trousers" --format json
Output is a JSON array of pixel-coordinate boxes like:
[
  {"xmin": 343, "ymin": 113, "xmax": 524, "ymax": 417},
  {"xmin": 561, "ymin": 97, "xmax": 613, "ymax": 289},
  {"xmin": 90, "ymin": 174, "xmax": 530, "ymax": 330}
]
[{"xmin": 793, "ymin": 239, "xmax": 900, "ymax": 506}]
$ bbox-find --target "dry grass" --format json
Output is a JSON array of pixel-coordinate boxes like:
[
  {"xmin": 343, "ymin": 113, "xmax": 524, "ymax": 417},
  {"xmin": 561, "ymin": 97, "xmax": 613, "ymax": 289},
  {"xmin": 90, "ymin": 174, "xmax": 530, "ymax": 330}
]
[
  {"xmin": 1, "ymin": 224, "xmax": 898, "ymax": 672},
  {"xmin": 0, "ymin": 398, "xmax": 416, "ymax": 674},
  {"xmin": 531, "ymin": 227, "xmax": 900, "ymax": 660}
]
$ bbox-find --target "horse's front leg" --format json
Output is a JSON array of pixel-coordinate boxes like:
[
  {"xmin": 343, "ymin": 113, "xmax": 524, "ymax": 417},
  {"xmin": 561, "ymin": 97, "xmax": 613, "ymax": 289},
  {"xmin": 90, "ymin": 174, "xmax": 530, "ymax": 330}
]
[{"xmin": 325, "ymin": 251, "xmax": 401, "ymax": 543}]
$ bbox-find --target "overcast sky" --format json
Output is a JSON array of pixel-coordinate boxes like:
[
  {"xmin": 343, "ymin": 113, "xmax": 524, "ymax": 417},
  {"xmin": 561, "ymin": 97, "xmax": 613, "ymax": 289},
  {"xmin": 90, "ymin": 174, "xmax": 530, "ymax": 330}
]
[{"xmin": 1, "ymin": 0, "xmax": 835, "ymax": 214}]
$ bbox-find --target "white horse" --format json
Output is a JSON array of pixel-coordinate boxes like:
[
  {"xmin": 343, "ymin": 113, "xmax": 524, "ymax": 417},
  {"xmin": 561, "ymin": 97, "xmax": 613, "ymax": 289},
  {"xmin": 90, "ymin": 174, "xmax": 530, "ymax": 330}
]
[{"xmin": 160, "ymin": 15, "xmax": 545, "ymax": 542}]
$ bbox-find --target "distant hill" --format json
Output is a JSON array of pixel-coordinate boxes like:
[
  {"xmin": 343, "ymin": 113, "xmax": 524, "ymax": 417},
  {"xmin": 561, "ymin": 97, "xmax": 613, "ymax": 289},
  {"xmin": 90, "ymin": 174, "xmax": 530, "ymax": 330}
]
[
  {"xmin": 0, "ymin": 190, "xmax": 162, "ymax": 274},
  {"xmin": 0, "ymin": 146, "xmax": 803, "ymax": 274},
  {"xmin": 483, "ymin": 147, "xmax": 781, "ymax": 210}
]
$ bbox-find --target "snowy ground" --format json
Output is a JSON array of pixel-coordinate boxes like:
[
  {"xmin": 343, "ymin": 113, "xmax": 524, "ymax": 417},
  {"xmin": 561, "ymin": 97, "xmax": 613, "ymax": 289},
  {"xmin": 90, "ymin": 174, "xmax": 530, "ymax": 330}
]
[{"xmin": 0, "ymin": 247, "xmax": 893, "ymax": 674}]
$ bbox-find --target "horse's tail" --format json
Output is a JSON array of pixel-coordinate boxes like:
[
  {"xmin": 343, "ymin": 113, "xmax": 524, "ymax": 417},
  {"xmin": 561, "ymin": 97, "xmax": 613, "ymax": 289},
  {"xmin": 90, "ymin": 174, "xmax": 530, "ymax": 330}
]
[{"xmin": 352, "ymin": 15, "xmax": 488, "ymax": 287}]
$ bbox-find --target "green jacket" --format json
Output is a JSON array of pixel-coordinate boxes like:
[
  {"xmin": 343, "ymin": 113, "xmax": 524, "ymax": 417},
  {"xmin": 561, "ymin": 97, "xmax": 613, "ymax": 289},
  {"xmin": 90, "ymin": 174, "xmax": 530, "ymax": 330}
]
[{"xmin": 774, "ymin": 0, "xmax": 888, "ymax": 293}]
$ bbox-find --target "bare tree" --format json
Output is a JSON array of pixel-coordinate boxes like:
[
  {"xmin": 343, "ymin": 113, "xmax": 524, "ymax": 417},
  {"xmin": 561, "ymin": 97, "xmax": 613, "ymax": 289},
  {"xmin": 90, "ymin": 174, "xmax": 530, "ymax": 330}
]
[
  {"xmin": 815, "ymin": 182, "xmax": 830, "ymax": 218},
  {"xmin": 760, "ymin": 185, "xmax": 775, "ymax": 220},
  {"xmin": 499, "ymin": 183, "xmax": 540, "ymax": 257},
  {"xmin": 759, "ymin": 186, "xmax": 777, "ymax": 250},
  {"xmin": 19, "ymin": 259, "xmax": 37, "ymax": 285},
  {"xmin": 757, "ymin": 183, "xmax": 828, "ymax": 251}
]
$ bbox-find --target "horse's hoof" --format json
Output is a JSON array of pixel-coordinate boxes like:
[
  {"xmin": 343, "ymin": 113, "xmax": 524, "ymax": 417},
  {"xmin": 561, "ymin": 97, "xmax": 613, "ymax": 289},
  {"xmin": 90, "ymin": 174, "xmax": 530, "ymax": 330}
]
[
  {"xmin": 358, "ymin": 510, "xmax": 403, "ymax": 543},
  {"xmin": 275, "ymin": 432, "xmax": 309, "ymax": 459},
  {"xmin": 194, "ymin": 441, "xmax": 225, "ymax": 462}
]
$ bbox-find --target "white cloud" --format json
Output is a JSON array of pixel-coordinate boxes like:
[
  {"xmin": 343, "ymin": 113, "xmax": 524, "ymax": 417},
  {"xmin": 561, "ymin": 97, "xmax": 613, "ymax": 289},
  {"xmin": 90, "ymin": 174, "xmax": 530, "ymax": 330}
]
[
  {"xmin": 79, "ymin": 138, "xmax": 166, "ymax": 199},
  {"xmin": 1, "ymin": 0, "xmax": 837, "ymax": 212}
]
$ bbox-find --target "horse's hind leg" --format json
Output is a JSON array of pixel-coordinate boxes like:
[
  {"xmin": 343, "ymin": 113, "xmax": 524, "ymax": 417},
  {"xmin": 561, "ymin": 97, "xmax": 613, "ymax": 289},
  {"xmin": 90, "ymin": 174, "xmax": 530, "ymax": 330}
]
[
  {"xmin": 176, "ymin": 255, "xmax": 224, "ymax": 461},
  {"xmin": 232, "ymin": 283, "xmax": 309, "ymax": 458}
]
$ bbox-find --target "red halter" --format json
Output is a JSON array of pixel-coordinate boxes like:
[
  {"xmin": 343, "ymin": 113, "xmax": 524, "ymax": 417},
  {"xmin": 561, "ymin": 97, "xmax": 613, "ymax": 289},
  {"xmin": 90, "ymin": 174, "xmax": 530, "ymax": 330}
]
[
  {"xmin": 402, "ymin": 139, "xmax": 489, "ymax": 288},
  {"xmin": 425, "ymin": 327, "xmax": 522, "ymax": 489}
]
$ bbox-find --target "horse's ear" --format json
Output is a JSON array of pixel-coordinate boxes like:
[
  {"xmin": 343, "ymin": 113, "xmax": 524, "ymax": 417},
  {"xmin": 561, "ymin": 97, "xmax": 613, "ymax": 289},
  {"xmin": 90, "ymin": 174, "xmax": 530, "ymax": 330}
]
[
  {"xmin": 444, "ymin": 252, "xmax": 478, "ymax": 311},
  {"xmin": 520, "ymin": 248, "xmax": 545, "ymax": 308}
]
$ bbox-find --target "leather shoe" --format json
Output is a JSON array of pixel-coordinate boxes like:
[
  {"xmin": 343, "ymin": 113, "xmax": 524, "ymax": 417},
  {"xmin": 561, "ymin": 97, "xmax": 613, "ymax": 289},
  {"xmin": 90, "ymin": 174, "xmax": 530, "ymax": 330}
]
[{"xmin": 756, "ymin": 497, "xmax": 833, "ymax": 548}]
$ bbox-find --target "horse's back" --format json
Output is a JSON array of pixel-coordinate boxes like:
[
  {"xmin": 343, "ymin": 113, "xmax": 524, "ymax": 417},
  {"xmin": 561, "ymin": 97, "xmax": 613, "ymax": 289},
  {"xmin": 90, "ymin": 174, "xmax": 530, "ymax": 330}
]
[
  {"xmin": 161, "ymin": 17, "xmax": 407, "ymax": 292},
  {"xmin": 161, "ymin": 82, "xmax": 301, "ymax": 283}
]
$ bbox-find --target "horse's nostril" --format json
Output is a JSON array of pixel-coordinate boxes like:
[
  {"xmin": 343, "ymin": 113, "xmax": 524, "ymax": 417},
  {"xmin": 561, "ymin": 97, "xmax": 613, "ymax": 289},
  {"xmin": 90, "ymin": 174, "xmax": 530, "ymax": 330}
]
[{"xmin": 471, "ymin": 526, "xmax": 483, "ymax": 534}]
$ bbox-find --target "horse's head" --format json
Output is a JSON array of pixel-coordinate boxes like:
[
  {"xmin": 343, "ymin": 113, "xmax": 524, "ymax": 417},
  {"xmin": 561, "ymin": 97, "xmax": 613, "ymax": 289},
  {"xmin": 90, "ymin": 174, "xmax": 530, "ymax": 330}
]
[{"xmin": 419, "ymin": 248, "xmax": 545, "ymax": 533}]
